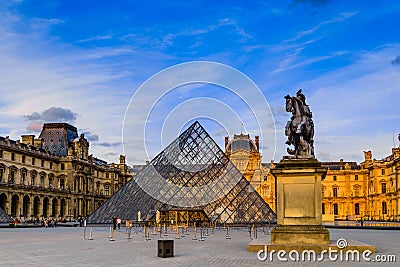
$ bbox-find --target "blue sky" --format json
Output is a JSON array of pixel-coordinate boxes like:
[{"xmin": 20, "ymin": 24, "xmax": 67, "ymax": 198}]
[{"xmin": 0, "ymin": 0, "xmax": 399, "ymax": 164}]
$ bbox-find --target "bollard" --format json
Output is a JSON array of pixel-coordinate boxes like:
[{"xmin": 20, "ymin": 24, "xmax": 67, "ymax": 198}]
[
  {"xmin": 88, "ymin": 226, "xmax": 93, "ymax": 240},
  {"xmin": 225, "ymin": 226, "xmax": 231, "ymax": 239},
  {"xmin": 163, "ymin": 224, "xmax": 168, "ymax": 236},
  {"xmin": 109, "ymin": 226, "xmax": 113, "ymax": 238},
  {"xmin": 248, "ymin": 225, "xmax": 252, "ymax": 240},
  {"xmin": 192, "ymin": 225, "xmax": 197, "ymax": 240},
  {"xmin": 180, "ymin": 226, "xmax": 184, "ymax": 238},
  {"xmin": 153, "ymin": 225, "xmax": 157, "ymax": 235},
  {"xmin": 146, "ymin": 227, "xmax": 151, "ymax": 241},
  {"xmin": 110, "ymin": 227, "xmax": 115, "ymax": 241},
  {"xmin": 127, "ymin": 227, "xmax": 132, "ymax": 240},
  {"xmin": 83, "ymin": 226, "xmax": 87, "ymax": 240},
  {"xmin": 199, "ymin": 227, "xmax": 205, "ymax": 241}
]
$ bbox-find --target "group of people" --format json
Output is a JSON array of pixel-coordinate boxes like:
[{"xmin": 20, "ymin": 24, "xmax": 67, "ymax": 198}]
[
  {"xmin": 112, "ymin": 215, "xmax": 122, "ymax": 230},
  {"xmin": 41, "ymin": 217, "xmax": 58, "ymax": 227},
  {"xmin": 9, "ymin": 216, "xmax": 60, "ymax": 227}
]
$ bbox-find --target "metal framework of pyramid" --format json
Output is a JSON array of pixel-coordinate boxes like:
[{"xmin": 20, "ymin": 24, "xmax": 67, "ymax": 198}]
[
  {"xmin": 87, "ymin": 121, "xmax": 276, "ymax": 224},
  {"xmin": 0, "ymin": 207, "xmax": 11, "ymax": 223}
]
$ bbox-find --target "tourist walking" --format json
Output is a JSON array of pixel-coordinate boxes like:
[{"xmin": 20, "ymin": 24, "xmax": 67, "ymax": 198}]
[
  {"xmin": 117, "ymin": 217, "xmax": 121, "ymax": 230},
  {"xmin": 112, "ymin": 215, "xmax": 117, "ymax": 230}
]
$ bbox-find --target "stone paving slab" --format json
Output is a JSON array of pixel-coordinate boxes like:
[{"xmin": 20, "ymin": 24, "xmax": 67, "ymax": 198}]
[{"xmin": 0, "ymin": 227, "xmax": 398, "ymax": 266}]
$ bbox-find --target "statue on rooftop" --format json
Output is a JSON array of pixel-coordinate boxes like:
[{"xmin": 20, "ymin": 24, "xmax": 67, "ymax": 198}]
[{"xmin": 284, "ymin": 89, "xmax": 314, "ymax": 158}]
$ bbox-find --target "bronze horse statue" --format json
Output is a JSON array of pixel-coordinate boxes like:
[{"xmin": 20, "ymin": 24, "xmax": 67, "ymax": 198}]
[{"xmin": 284, "ymin": 90, "xmax": 314, "ymax": 157}]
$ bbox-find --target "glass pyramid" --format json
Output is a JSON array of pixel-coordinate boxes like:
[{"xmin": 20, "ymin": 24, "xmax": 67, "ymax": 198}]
[
  {"xmin": 87, "ymin": 121, "xmax": 276, "ymax": 224},
  {"xmin": 0, "ymin": 207, "xmax": 11, "ymax": 223}
]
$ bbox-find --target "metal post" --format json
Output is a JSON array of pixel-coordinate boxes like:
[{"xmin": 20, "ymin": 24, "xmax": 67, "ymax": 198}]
[
  {"xmin": 88, "ymin": 226, "xmax": 93, "ymax": 240},
  {"xmin": 192, "ymin": 223, "xmax": 197, "ymax": 240},
  {"xmin": 127, "ymin": 226, "xmax": 132, "ymax": 240},
  {"xmin": 110, "ymin": 227, "xmax": 115, "ymax": 241}
]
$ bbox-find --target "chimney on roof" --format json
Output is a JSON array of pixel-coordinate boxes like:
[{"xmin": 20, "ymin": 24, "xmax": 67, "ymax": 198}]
[
  {"xmin": 34, "ymin": 138, "xmax": 43, "ymax": 149},
  {"xmin": 21, "ymin": 135, "xmax": 35, "ymax": 146},
  {"xmin": 225, "ymin": 136, "xmax": 229, "ymax": 149}
]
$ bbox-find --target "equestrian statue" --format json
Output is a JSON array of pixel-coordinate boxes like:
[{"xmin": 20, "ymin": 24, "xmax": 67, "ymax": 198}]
[{"xmin": 284, "ymin": 89, "xmax": 314, "ymax": 158}]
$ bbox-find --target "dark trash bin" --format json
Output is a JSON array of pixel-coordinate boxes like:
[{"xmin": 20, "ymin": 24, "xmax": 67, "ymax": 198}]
[{"xmin": 158, "ymin": 240, "xmax": 174, "ymax": 258}]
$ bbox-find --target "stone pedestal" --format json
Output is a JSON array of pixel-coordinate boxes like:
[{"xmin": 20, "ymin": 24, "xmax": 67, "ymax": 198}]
[{"xmin": 270, "ymin": 157, "xmax": 329, "ymax": 246}]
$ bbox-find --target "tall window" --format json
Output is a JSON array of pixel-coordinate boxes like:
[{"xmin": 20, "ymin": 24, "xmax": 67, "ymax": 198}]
[
  {"xmin": 49, "ymin": 162, "xmax": 53, "ymax": 169},
  {"xmin": 41, "ymin": 160, "xmax": 44, "ymax": 167},
  {"xmin": 382, "ymin": 202, "xmax": 387, "ymax": 214},
  {"xmin": 21, "ymin": 172, "xmax": 26, "ymax": 185},
  {"xmin": 333, "ymin": 175, "xmax": 337, "ymax": 181},
  {"xmin": 40, "ymin": 175, "xmax": 45, "ymax": 187},
  {"xmin": 60, "ymin": 179, "xmax": 65, "ymax": 189},
  {"xmin": 32, "ymin": 157, "xmax": 35, "ymax": 165},
  {"xmin": 333, "ymin": 187, "xmax": 338, "ymax": 197},
  {"xmin": 321, "ymin": 187, "xmax": 325, "ymax": 197},
  {"xmin": 355, "ymin": 175, "xmax": 358, "ymax": 181},
  {"xmin": 22, "ymin": 155, "xmax": 25, "ymax": 163},
  {"xmin": 322, "ymin": 203, "xmax": 325, "ymax": 214},
  {"xmin": 61, "ymin": 163, "xmax": 65, "ymax": 170},
  {"xmin": 381, "ymin": 183, "xmax": 386, "ymax": 194},
  {"xmin": 11, "ymin": 153, "xmax": 15, "ymax": 161},
  {"xmin": 355, "ymin": 203, "xmax": 360, "ymax": 215},
  {"xmin": 263, "ymin": 187, "xmax": 269, "ymax": 197},
  {"xmin": 105, "ymin": 184, "xmax": 110, "ymax": 196},
  {"xmin": 9, "ymin": 170, "xmax": 15, "ymax": 184},
  {"xmin": 0, "ymin": 168, "xmax": 3, "ymax": 182},
  {"xmin": 381, "ymin": 169, "xmax": 385, "ymax": 175},
  {"xmin": 333, "ymin": 203, "xmax": 338, "ymax": 215},
  {"xmin": 31, "ymin": 173, "xmax": 36, "ymax": 186},
  {"xmin": 0, "ymin": 149, "xmax": 3, "ymax": 158}
]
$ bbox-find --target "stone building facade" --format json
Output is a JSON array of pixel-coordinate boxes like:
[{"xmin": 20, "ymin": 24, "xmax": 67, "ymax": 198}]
[
  {"xmin": 225, "ymin": 134, "xmax": 400, "ymax": 221},
  {"xmin": 0, "ymin": 123, "xmax": 131, "ymax": 221}
]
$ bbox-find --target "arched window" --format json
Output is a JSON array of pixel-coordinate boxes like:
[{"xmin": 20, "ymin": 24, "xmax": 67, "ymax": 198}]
[
  {"xmin": 381, "ymin": 183, "xmax": 386, "ymax": 194},
  {"xmin": 333, "ymin": 203, "xmax": 338, "ymax": 215},
  {"xmin": 262, "ymin": 186, "xmax": 269, "ymax": 197},
  {"xmin": 105, "ymin": 184, "xmax": 110, "ymax": 196},
  {"xmin": 354, "ymin": 203, "xmax": 360, "ymax": 215},
  {"xmin": 333, "ymin": 187, "xmax": 338, "ymax": 197},
  {"xmin": 382, "ymin": 202, "xmax": 387, "ymax": 214}
]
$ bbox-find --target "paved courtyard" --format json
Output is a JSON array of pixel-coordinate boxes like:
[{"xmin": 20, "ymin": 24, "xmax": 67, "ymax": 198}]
[{"xmin": 0, "ymin": 226, "xmax": 398, "ymax": 266}]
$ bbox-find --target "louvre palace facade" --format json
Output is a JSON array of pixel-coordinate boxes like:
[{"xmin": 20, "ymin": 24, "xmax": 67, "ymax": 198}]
[
  {"xmin": 0, "ymin": 123, "xmax": 132, "ymax": 221},
  {"xmin": 1, "ymin": 121, "xmax": 399, "ymax": 223},
  {"xmin": 225, "ymin": 133, "xmax": 400, "ymax": 221}
]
